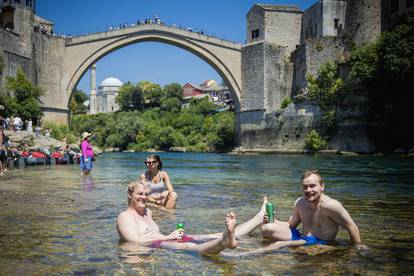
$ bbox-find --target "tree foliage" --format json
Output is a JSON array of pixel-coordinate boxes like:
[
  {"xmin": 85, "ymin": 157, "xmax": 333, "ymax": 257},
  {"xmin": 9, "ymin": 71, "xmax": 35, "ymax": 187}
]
[
  {"xmin": 306, "ymin": 61, "xmax": 344, "ymax": 109},
  {"xmin": 69, "ymin": 89, "xmax": 88, "ymax": 115},
  {"xmin": 71, "ymin": 91, "xmax": 235, "ymax": 152},
  {"xmin": 348, "ymin": 12, "xmax": 414, "ymax": 150},
  {"xmin": 0, "ymin": 68, "xmax": 43, "ymax": 121}
]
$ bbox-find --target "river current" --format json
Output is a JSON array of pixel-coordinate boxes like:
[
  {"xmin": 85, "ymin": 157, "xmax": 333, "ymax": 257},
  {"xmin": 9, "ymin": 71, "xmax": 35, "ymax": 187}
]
[{"xmin": 1, "ymin": 152, "xmax": 413, "ymax": 274}]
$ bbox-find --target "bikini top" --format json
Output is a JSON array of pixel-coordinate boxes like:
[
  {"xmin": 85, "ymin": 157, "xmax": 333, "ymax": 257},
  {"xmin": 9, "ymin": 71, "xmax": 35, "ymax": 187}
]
[{"xmin": 146, "ymin": 171, "xmax": 165, "ymax": 195}]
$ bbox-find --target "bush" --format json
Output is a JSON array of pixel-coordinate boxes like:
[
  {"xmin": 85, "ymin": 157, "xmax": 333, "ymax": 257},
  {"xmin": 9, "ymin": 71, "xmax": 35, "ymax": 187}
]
[
  {"xmin": 43, "ymin": 122, "xmax": 77, "ymax": 144},
  {"xmin": 281, "ymin": 97, "xmax": 292, "ymax": 109},
  {"xmin": 305, "ymin": 129, "xmax": 327, "ymax": 152}
]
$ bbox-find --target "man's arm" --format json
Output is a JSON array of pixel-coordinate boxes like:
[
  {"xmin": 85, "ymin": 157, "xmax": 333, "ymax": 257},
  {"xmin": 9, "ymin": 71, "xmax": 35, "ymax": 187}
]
[
  {"xmin": 116, "ymin": 212, "xmax": 142, "ymax": 243},
  {"xmin": 327, "ymin": 200, "xmax": 362, "ymax": 244},
  {"xmin": 287, "ymin": 198, "xmax": 301, "ymax": 228}
]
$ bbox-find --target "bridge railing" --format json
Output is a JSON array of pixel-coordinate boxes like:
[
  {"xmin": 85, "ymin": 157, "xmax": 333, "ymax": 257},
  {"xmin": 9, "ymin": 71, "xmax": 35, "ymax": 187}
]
[{"xmin": 59, "ymin": 21, "xmax": 243, "ymax": 45}]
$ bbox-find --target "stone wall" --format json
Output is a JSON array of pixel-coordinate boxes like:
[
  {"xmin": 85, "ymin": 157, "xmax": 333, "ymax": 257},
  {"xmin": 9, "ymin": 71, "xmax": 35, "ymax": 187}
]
[
  {"xmin": 344, "ymin": 0, "xmax": 382, "ymax": 46},
  {"xmin": 301, "ymin": 1, "xmax": 323, "ymax": 42},
  {"xmin": 33, "ymin": 33, "xmax": 67, "ymax": 120},
  {"xmin": 241, "ymin": 42, "xmax": 265, "ymax": 111},
  {"xmin": 246, "ymin": 6, "xmax": 264, "ymax": 43},
  {"xmin": 291, "ymin": 37, "xmax": 344, "ymax": 96},
  {"xmin": 264, "ymin": 8, "xmax": 302, "ymax": 53},
  {"xmin": 322, "ymin": 0, "xmax": 347, "ymax": 38},
  {"xmin": 239, "ymin": 103, "xmax": 322, "ymax": 150},
  {"xmin": 264, "ymin": 43, "xmax": 293, "ymax": 112}
]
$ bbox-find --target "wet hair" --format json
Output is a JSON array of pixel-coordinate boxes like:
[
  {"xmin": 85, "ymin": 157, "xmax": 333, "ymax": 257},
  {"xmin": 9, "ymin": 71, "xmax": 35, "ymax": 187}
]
[
  {"xmin": 127, "ymin": 179, "xmax": 150, "ymax": 206},
  {"xmin": 301, "ymin": 170, "xmax": 324, "ymax": 185},
  {"xmin": 146, "ymin": 154, "xmax": 162, "ymax": 170}
]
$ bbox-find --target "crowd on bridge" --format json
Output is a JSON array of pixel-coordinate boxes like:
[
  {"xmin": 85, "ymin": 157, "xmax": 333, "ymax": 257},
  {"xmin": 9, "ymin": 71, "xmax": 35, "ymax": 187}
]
[{"xmin": 106, "ymin": 14, "xmax": 206, "ymax": 35}]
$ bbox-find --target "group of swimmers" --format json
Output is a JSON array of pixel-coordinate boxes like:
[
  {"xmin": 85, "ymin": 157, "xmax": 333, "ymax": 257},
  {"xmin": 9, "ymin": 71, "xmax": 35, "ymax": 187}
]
[{"xmin": 116, "ymin": 154, "xmax": 366, "ymax": 255}]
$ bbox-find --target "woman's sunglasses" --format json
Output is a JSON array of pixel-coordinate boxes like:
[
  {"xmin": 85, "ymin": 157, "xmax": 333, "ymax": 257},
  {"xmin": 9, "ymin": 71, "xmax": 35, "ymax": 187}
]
[{"xmin": 145, "ymin": 161, "xmax": 156, "ymax": 165}]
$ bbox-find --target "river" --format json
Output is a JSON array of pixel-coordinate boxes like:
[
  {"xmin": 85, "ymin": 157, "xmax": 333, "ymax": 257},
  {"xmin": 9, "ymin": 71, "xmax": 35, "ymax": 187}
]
[{"xmin": 0, "ymin": 152, "xmax": 413, "ymax": 274}]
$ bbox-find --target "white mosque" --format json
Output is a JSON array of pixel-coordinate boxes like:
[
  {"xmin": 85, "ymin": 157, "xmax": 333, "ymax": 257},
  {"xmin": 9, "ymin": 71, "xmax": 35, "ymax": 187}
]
[{"xmin": 89, "ymin": 64, "xmax": 123, "ymax": 114}]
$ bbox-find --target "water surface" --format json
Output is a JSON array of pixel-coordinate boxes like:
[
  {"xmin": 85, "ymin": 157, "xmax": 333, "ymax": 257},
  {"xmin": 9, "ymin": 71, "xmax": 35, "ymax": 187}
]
[{"xmin": 1, "ymin": 153, "xmax": 413, "ymax": 274}]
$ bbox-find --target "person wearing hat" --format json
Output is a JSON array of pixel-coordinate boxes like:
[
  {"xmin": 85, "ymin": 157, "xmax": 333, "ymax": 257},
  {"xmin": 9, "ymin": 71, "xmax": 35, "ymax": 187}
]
[{"xmin": 80, "ymin": 132, "xmax": 94, "ymax": 176}]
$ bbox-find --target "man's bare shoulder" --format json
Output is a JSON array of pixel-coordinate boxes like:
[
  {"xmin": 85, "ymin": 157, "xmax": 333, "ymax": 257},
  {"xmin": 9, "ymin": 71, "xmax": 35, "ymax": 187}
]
[
  {"xmin": 322, "ymin": 195, "xmax": 344, "ymax": 211},
  {"xmin": 294, "ymin": 197, "xmax": 305, "ymax": 207},
  {"xmin": 117, "ymin": 209, "xmax": 133, "ymax": 222}
]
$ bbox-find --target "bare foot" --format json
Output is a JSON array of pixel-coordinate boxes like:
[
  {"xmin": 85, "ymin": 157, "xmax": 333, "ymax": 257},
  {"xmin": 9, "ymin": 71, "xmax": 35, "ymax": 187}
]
[
  {"xmin": 224, "ymin": 212, "xmax": 237, "ymax": 249},
  {"xmin": 257, "ymin": 196, "xmax": 268, "ymax": 221}
]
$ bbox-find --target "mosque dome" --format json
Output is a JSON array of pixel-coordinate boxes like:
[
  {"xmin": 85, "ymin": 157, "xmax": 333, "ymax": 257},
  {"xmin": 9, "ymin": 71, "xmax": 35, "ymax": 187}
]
[{"xmin": 100, "ymin": 77, "xmax": 123, "ymax": 87}]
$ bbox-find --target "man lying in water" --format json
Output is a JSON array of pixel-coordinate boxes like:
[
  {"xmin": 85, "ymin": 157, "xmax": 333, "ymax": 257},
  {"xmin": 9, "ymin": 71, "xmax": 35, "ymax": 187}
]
[
  {"xmin": 243, "ymin": 170, "xmax": 366, "ymax": 254},
  {"xmin": 117, "ymin": 180, "xmax": 269, "ymax": 254}
]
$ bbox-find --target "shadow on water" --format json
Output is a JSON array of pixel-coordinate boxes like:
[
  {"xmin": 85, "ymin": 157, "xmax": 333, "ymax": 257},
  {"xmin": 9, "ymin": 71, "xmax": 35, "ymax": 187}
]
[{"xmin": 0, "ymin": 153, "xmax": 414, "ymax": 274}]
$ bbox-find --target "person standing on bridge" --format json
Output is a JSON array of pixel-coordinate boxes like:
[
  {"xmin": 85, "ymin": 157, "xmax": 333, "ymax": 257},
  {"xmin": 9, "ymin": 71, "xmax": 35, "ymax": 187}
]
[{"xmin": 80, "ymin": 132, "xmax": 94, "ymax": 176}]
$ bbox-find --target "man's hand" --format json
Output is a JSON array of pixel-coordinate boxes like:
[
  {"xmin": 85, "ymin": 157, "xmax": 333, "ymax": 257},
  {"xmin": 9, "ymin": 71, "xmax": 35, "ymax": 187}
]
[
  {"xmin": 263, "ymin": 211, "xmax": 276, "ymax": 224},
  {"xmin": 354, "ymin": 243, "xmax": 370, "ymax": 250},
  {"xmin": 167, "ymin": 229, "xmax": 184, "ymax": 240}
]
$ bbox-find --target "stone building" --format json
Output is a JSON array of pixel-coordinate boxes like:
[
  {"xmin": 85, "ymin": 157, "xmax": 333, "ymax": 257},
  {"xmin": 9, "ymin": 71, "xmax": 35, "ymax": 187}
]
[
  {"xmin": 301, "ymin": 0, "xmax": 347, "ymax": 42},
  {"xmin": 89, "ymin": 76, "xmax": 122, "ymax": 114}
]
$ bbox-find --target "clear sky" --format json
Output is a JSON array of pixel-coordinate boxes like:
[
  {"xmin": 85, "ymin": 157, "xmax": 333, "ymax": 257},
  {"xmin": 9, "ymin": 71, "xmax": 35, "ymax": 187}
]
[{"xmin": 36, "ymin": 0, "xmax": 315, "ymax": 94}]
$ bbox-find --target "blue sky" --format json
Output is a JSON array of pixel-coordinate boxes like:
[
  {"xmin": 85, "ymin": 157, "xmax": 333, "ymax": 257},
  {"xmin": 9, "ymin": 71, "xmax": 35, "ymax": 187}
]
[{"xmin": 36, "ymin": 0, "xmax": 315, "ymax": 94}]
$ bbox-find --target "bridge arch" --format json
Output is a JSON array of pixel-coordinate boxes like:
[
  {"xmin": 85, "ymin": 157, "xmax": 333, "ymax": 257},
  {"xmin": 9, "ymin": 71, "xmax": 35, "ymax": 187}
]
[{"xmin": 63, "ymin": 25, "xmax": 242, "ymax": 111}]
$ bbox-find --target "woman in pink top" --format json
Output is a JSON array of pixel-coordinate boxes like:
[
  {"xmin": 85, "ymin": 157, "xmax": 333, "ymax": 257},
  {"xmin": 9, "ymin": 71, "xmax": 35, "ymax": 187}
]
[{"xmin": 80, "ymin": 132, "xmax": 94, "ymax": 176}]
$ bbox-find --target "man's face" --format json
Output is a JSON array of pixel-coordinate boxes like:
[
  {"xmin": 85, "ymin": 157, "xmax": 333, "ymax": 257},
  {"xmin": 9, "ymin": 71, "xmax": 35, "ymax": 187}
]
[
  {"xmin": 302, "ymin": 174, "xmax": 324, "ymax": 203},
  {"xmin": 129, "ymin": 185, "xmax": 150, "ymax": 209}
]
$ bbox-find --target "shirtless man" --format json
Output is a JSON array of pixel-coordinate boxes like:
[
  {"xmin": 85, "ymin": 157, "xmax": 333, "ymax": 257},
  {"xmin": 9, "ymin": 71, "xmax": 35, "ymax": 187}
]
[
  {"xmin": 255, "ymin": 170, "xmax": 364, "ymax": 253},
  {"xmin": 117, "ymin": 180, "xmax": 241, "ymax": 254}
]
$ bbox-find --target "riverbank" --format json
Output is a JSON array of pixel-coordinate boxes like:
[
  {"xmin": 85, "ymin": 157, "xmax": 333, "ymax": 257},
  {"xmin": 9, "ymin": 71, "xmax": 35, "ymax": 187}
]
[{"xmin": 231, "ymin": 146, "xmax": 414, "ymax": 156}]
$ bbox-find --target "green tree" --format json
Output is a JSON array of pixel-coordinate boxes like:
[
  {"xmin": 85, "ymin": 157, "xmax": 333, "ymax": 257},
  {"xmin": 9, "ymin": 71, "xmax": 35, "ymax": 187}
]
[
  {"xmin": 138, "ymin": 81, "xmax": 163, "ymax": 107},
  {"xmin": 163, "ymin": 83, "xmax": 183, "ymax": 100},
  {"xmin": 3, "ymin": 68, "xmax": 43, "ymax": 121},
  {"xmin": 69, "ymin": 89, "xmax": 88, "ymax": 114},
  {"xmin": 306, "ymin": 61, "xmax": 343, "ymax": 109},
  {"xmin": 116, "ymin": 82, "xmax": 144, "ymax": 111}
]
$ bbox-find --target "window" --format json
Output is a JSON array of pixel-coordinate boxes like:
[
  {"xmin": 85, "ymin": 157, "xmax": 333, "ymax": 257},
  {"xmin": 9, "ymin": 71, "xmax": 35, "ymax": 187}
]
[
  {"xmin": 390, "ymin": 0, "xmax": 399, "ymax": 12},
  {"xmin": 15, "ymin": 0, "xmax": 21, "ymax": 3},
  {"xmin": 334, "ymin": 18, "xmax": 339, "ymax": 29},
  {"xmin": 408, "ymin": 0, "xmax": 414, "ymax": 8},
  {"xmin": 26, "ymin": 0, "xmax": 31, "ymax": 6},
  {"xmin": 251, "ymin": 29, "xmax": 260, "ymax": 39}
]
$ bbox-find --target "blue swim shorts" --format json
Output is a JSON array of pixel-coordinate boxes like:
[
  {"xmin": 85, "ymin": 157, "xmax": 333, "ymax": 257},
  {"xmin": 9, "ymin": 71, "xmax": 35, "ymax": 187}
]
[
  {"xmin": 80, "ymin": 156, "xmax": 93, "ymax": 171},
  {"xmin": 290, "ymin": 228, "xmax": 327, "ymax": 246}
]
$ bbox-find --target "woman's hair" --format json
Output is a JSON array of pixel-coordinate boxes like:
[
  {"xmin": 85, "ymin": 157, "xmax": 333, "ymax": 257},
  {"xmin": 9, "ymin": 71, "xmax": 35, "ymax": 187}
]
[{"xmin": 147, "ymin": 154, "xmax": 162, "ymax": 170}]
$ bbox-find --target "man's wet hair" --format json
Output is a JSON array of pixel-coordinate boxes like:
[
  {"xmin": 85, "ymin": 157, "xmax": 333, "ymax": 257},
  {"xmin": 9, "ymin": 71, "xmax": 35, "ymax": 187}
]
[
  {"xmin": 127, "ymin": 179, "xmax": 150, "ymax": 205},
  {"xmin": 301, "ymin": 170, "xmax": 324, "ymax": 185}
]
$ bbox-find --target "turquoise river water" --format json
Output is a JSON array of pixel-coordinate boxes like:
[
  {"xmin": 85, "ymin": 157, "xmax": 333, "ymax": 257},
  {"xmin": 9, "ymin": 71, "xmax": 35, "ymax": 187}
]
[{"xmin": 0, "ymin": 152, "xmax": 413, "ymax": 275}]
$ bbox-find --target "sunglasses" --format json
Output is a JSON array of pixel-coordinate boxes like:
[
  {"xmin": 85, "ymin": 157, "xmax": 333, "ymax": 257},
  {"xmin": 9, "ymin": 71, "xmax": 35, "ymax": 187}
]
[{"xmin": 145, "ymin": 161, "xmax": 156, "ymax": 165}]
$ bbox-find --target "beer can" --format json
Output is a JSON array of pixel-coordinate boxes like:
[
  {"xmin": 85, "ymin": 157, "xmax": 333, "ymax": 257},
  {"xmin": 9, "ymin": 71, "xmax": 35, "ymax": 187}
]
[
  {"xmin": 176, "ymin": 223, "xmax": 185, "ymax": 230},
  {"xmin": 266, "ymin": 202, "xmax": 275, "ymax": 223}
]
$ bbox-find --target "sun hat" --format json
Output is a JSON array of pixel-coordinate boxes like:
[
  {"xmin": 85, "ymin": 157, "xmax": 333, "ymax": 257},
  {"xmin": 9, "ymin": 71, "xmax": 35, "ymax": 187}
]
[{"xmin": 81, "ymin": 132, "xmax": 91, "ymax": 140}]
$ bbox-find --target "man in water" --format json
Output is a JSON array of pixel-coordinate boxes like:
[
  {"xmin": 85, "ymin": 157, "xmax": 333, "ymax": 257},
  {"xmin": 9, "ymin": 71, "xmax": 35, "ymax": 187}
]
[
  {"xmin": 252, "ymin": 170, "xmax": 364, "ymax": 253},
  {"xmin": 117, "ymin": 180, "xmax": 240, "ymax": 254}
]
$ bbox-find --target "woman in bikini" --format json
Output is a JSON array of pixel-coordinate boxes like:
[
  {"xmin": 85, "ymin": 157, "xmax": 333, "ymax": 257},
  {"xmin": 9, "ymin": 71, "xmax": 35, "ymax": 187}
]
[{"xmin": 139, "ymin": 154, "xmax": 177, "ymax": 209}]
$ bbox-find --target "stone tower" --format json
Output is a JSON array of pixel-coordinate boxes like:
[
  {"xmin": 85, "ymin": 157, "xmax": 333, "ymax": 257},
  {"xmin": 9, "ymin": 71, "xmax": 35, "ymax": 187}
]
[
  {"xmin": 89, "ymin": 64, "xmax": 97, "ymax": 115},
  {"xmin": 344, "ymin": 0, "xmax": 382, "ymax": 46},
  {"xmin": 241, "ymin": 4, "xmax": 302, "ymax": 113}
]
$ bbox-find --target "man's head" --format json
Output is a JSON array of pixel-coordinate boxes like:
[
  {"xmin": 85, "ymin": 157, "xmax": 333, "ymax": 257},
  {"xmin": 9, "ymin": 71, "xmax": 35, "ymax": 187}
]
[
  {"xmin": 301, "ymin": 170, "xmax": 324, "ymax": 203},
  {"xmin": 127, "ymin": 180, "xmax": 150, "ymax": 208}
]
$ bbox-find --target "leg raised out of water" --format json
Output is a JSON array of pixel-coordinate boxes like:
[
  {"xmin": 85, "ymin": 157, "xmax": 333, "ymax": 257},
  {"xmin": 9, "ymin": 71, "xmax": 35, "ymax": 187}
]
[{"xmin": 189, "ymin": 212, "xmax": 238, "ymax": 254}]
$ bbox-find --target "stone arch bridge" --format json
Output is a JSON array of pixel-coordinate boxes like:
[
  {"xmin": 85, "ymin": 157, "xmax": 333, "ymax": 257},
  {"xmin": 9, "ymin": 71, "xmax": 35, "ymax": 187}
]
[{"xmin": 43, "ymin": 24, "xmax": 242, "ymax": 122}]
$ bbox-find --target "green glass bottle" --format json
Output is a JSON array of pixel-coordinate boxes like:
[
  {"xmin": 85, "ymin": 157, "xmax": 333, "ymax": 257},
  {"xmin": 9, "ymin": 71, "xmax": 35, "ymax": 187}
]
[{"xmin": 266, "ymin": 202, "xmax": 275, "ymax": 223}]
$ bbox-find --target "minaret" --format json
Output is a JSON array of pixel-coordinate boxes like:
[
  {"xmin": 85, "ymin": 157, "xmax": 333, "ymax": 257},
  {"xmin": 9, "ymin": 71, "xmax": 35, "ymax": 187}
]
[{"xmin": 89, "ymin": 64, "xmax": 97, "ymax": 114}]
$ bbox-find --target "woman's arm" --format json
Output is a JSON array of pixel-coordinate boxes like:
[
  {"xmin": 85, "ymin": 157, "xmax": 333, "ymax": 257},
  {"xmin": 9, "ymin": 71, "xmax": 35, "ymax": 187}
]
[{"xmin": 161, "ymin": 171, "xmax": 174, "ymax": 193}]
